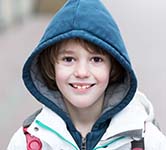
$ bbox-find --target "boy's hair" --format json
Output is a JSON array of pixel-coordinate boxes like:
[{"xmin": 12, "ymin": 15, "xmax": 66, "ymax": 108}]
[{"xmin": 37, "ymin": 38, "xmax": 125, "ymax": 90}]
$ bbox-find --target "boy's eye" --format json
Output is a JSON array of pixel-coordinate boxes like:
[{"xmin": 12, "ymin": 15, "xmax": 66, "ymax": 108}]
[
  {"xmin": 91, "ymin": 57, "xmax": 103, "ymax": 63},
  {"xmin": 62, "ymin": 57, "xmax": 75, "ymax": 62}
]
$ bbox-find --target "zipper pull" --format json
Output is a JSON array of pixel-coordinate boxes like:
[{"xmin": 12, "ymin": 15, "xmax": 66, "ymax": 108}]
[{"xmin": 81, "ymin": 137, "xmax": 86, "ymax": 150}]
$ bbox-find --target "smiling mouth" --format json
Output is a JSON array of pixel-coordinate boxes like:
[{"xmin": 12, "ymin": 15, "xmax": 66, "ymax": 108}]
[{"xmin": 69, "ymin": 83, "xmax": 95, "ymax": 89}]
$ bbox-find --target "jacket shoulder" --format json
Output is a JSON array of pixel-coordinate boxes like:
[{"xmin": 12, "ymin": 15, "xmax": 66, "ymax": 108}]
[
  {"xmin": 133, "ymin": 91, "xmax": 166, "ymax": 149},
  {"xmin": 7, "ymin": 127, "xmax": 27, "ymax": 150},
  {"xmin": 145, "ymin": 122, "xmax": 166, "ymax": 150},
  {"xmin": 8, "ymin": 109, "xmax": 43, "ymax": 150}
]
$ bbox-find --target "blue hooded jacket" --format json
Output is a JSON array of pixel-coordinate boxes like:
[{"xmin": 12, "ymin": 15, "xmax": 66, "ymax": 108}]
[{"xmin": 22, "ymin": 0, "xmax": 137, "ymax": 149}]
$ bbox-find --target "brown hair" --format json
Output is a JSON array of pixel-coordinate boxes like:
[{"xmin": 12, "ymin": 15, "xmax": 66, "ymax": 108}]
[{"xmin": 37, "ymin": 38, "xmax": 125, "ymax": 90}]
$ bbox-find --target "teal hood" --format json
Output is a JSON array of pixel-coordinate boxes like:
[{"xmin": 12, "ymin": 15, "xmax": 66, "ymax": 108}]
[{"xmin": 23, "ymin": 0, "xmax": 137, "ymax": 128}]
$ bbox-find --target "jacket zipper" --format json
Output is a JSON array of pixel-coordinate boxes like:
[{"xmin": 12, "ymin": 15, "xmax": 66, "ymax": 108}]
[
  {"xmin": 81, "ymin": 136, "xmax": 126, "ymax": 150},
  {"xmin": 36, "ymin": 120, "xmax": 127, "ymax": 150},
  {"xmin": 81, "ymin": 137, "xmax": 86, "ymax": 150}
]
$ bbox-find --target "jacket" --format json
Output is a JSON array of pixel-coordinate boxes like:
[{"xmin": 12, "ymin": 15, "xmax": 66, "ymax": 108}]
[
  {"xmin": 8, "ymin": 0, "xmax": 166, "ymax": 149},
  {"xmin": 8, "ymin": 92, "xmax": 166, "ymax": 149}
]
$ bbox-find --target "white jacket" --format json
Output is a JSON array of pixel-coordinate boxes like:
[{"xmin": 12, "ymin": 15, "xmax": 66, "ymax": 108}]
[{"xmin": 7, "ymin": 92, "xmax": 166, "ymax": 150}]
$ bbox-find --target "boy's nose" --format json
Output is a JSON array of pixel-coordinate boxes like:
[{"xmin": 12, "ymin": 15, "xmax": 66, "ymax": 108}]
[{"xmin": 74, "ymin": 62, "xmax": 90, "ymax": 78}]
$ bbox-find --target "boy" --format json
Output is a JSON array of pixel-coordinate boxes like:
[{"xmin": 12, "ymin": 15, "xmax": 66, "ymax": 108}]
[{"xmin": 8, "ymin": 0, "xmax": 166, "ymax": 149}]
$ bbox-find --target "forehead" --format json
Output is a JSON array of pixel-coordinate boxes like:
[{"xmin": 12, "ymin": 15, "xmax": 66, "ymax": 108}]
[
  {"xmin": 57, "ymin": 38, "xmax": 108, "ymax": 55},
  {"xmin": 60, "ymin": 39, "xmax": 80, "ymax": 50}
]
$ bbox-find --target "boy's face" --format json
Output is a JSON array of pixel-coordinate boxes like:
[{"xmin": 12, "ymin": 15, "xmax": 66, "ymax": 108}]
[{"xmin": 54, "ymin": 40, "xmax": 111, "ymax": 110}]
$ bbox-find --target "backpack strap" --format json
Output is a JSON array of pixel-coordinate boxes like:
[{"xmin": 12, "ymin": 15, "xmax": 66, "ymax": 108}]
[
  {"xmin": 23, "ymin": 127, "xmax": 42, "ymax": 150},
  {"xmin": 131, "ymin": 138, "xmax": 144, "ymax": 150},
  {"xmin": 23, "ymin": 109, "xmax": 43, "ymax": 150}
]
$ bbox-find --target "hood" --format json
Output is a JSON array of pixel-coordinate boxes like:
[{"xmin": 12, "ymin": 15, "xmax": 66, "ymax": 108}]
[{"xmin": 23, "ymin": 0, "xmax": 137, "ymax": 125}]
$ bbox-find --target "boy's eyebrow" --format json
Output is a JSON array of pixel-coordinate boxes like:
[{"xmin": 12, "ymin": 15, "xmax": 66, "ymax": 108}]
[{"xmin": 58, "ymin": 49, "xmax": 75, "ymax": 55}]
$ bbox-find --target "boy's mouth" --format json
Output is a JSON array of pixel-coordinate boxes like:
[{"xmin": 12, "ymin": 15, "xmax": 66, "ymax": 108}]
[{"xmin": 69, "ymin": 83, "xmax": 95, "ymax": 89}]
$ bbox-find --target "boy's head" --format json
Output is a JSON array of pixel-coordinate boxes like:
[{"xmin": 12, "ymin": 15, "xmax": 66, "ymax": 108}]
[
  {"xmin": 22, "ymin": 0, "xmax": 137, "ymax": 118},
  {"xmin": 38, "ymin": 38, "xmax": 125, "ymax": 91}
]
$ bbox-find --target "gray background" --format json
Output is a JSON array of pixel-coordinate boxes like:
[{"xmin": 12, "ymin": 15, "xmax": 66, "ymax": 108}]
[
  {"xmin": 103, "ymin": 0, "xmax": 166, "ymax": 134},
  {"xmin": 0, "ymin": 0, "xmax": 166, "ymax": 149}
]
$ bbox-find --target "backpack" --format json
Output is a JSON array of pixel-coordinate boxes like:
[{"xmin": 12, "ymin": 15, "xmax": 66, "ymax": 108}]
[{"xmin": 23, "ymin": 109, "xmax": 145, "ymax": 150}]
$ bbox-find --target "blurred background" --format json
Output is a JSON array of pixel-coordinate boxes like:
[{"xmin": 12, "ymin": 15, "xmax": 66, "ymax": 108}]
[{"xmin": 0, "ymin": 0, "xmax": 166, "ymax": 149}]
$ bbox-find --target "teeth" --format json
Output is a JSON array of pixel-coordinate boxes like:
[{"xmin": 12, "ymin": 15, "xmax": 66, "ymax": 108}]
[{"xmin": 72, "ymin": 84, "xmax": 91, "ymax": 89}]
